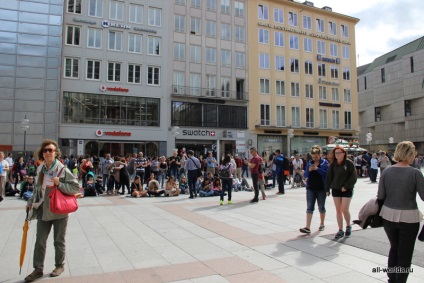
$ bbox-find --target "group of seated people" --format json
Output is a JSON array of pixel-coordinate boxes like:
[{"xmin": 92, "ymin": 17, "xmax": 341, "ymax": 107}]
[{"xmin": 3, "ymin": 175, "xmax": 36, "ymax": 200}]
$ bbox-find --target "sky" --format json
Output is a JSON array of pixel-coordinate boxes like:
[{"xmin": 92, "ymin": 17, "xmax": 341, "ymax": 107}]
[{"xmin": 310, "ymin": 0, "xmax": 424, "ymax": 66}]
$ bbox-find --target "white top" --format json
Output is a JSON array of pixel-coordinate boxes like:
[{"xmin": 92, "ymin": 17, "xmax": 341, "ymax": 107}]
[
  {"xmin": 5, "ymin": 157, "xmax": 13, "ymax": 166},
  {"xmin": 380, "ymin": 205, "xmax": 422, "ymax": 223},
  {"xmin": 292, "ymin": 159, "xmax": 303, "ymax": 170},
  {"xmin": 0, "ymin": 160, "xmax": 8, "ymax": 177}
]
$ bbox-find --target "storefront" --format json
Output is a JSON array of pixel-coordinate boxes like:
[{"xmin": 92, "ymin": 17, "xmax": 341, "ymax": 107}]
[{"xmin": 257, "ymin": 135, "xmax": 327, "ymax": 157}]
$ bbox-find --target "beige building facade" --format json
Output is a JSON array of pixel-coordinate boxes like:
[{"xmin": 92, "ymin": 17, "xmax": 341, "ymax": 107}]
[{"xmin": 247, "ymin": 0, "xmax": 359, "ymax": 157}]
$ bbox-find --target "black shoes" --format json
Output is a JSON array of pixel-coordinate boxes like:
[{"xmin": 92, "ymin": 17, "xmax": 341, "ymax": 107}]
[
  {"xmin": 25, "ymin": 269, "xmax": 43, "ymax": 282},
  {"xmin": 249, "ymin": 198, "xmax": 259, "ymax": 203}
]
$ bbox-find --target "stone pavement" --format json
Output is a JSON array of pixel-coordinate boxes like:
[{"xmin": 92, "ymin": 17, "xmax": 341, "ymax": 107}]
[{"xmin": 1, "ymin": 177, "xmax": 423, "ymax": 283}]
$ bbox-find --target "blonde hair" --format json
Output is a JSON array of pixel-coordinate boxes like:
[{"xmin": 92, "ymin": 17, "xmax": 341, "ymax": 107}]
[
  {"xmin": 393, "ymin": 141, "xmax": 416, "ymax": 163},
  {"xmin": 310, "ymin": 145, "xmax": 322, "ymax": 155}
]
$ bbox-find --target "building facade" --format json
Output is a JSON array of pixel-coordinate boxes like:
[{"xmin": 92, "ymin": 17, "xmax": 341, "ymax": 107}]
[
  {"xmin": 357, "ymin": 36, "xmax": 424, "ymax": 153},
  {"xmin": 247, "ymin": 0, "xmax": 359, "ymax": 157}
]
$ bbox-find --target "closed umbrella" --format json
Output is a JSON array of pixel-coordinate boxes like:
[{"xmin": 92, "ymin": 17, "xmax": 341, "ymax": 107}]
[{"xmin": 19, "ymin": 210, "xmax": 30, "ymax": 275}]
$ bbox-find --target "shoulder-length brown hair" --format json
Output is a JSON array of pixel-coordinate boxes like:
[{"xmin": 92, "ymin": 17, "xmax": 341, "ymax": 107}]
[
  {"xmin": 329, "ymin": 146, "xmax": 347, "ymax": 164},
  {"xmin": 35, "ymin": 139, "xmax": 62, "ymax": 161}
]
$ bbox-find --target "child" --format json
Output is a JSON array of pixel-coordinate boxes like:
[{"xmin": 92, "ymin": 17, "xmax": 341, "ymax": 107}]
[
  {"xmin": 84, "ymin": 175, "xmax": 97, "ymax": 197},
  {"xmin": 95, "ymin": 175, "xmax": 104, "ymax": 194}
]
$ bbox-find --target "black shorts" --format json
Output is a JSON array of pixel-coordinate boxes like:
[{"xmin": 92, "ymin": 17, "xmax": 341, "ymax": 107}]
[{"xmin": 331, "ymin": 189, "xmax": 353, "ymax": 198}]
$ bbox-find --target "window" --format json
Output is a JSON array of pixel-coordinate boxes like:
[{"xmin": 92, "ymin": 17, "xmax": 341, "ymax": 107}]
[
  {"xmin": 128, "ymin": 64, "xmax": 141, "ymax": 84},
  {"xmin": 190, "ymin": 17, "xmax": 201, "ymax": 34},
  {"xmin": 292, "ymin": 107, "xmax": 300, "ymax": 127},
  {"xmin": 332, "ymin": 110, "xmax": 340, "ymax": 129},
  {"xmin": 190, "ymin": 45, "xmax": 201, "ymax": 63},
  {"xmin": 319, "ymin": 109, "xmax": 327, "ymax": 128},
  {"xmin": 305, "ymin": 60, "xmax": 313, "ymax": 75},
  {"xmin": 305, "ymin": 84, "xmax": 313, "ymax": 98},
  {"xmin": 291, "ymin": 82, "xmax": 300, "ymax": 97},
  {"xmin": 89, "ymin": 0, "xmax": 102, "ymax": 17},
  {"xmin": 318, "ymin": 63, "xmax": 326, "ymax": 76},
  {"xmin": 290, "ymin": 58, "xmax": 299, "ymax": 73},
  {"xmin": 235, "ymin": 1, "xmax": 244, "ymax": 17},
  {"xmin": 342, "ymin": 46, "xmax": 350, "ymax": 59},
  {"xmin": 221, "ymin": 23, "xmax": 231, "ymax": 40},
  {"xmin": 86, "ymin": 59, "xmax": 100, "ymax": 80},
  {"xmin": 259, "ymin": 53, "xmax": 270, "ymax": 69},
  {"xmin": 174, "ymin": 15, "xmax": 186, "ymax": 32},
  {"xmin": 87, "ymin": 28, "xmax": 101, "ymax": 48},
  {"xmin": 290, "ymin": 34, "xmax": 299, "ymax": 49},
  {"xmin": 344, "ymin": 89, "xmax": 351, "ymax": 102},
  {"xmin": 258, "ymin": 5, "xmax": 269, "ymax": 20},
  {"xmin": 306, "ymin": 108, "xmax": 314, "ymax": 128},
  {"xmin": 108, "ymin": 31, "xmax": 122, "ymax": 51},
  {"xmin": 319, "ymin": 86, "xmax": 327, "ymax": 100},
  {"xmin": 207, "ymin": 0, "xmax": 216, "ymax": 11},
  {"xmin": 343, "ymin": 67, "xmax": 350, "ymax": 80},
  {"xmin": 316, "ymin": 18, "xmax": 324, "ymax": 32},
  {"xmin": 148, "ymin": 36, "xmax": 160, "ymax": 55},
  {"xmin": 206, "ymin": 20, "xmax": 216, "ymax": 37},
  {"xmin": 274, "ymin": 8, "xmax": 283, "ymax": 23},
  {"xmin": 221, "ymin": 0, "xmax": 230, "ymax": 15},
  {"xmin": 364, "ymin": 76, "xmax": 367, "ymax": 90},
  {"xmin": 317, "ymin": 40, "xmax": 325, "ymax": 55},
  {"xmin": 148, "ymin": 7, "xmax": 161, "ymax": 27},
  {"xmin": 344, "ymin": 111, "xmax": 352, "ymax": 129},
  {"xmin": 108, "ymin": 62, "xmax": 121, "ymax": 81},
  {"xmin": 375, "ymin": 107, "xmax": 381, "ymax": 121},
  {"xmin": 221, "ymin": 77, "xmax": 230, "ymax": 97},
  {"xmin": 381, "ymin": 68, "xmax": 385, "ymax": 83},
  {"xmin": 303, "ymin": 15, "xmax": 311, "ymax": 29},
  {"xmin": 235, "ymin": 26, "xmax": 245, "ymax": 42},
  {"xmin": 260, "ymin": 79, "xmax": 270, "ymax": 94},
  {"xmin": 206, "ymin": 47, "xmax": 216, "ymax": 64},
  {"xmin": 110, "ymin": 1, "xmax": 123, "ymax": 21},
  {"xmin": 405, "ymin": 100, "xmax": 411, "ymax": 117},
  {"xmin": 330, "ymin": 65, "xmax": 339, "ymax": 79},
  {"xmin": 275, "ymin": 31, "xmax": 284, "ymax": 47},
  {"xmin": 259, "ymin": 28, "xmax": 269, "ymax": 44},
  {"xmin": 147, "ymin": 66, "xmax": 160, "ymax": 85},
  {"xmin": 331, "ymin": 87, "xmax": 339, "ymax": 101},
  {"xmin": 276, "ymin": 80, "xmax": 285, "ymax": 96},
  {"xmin": 276, "ymin": 106, "xmax": 286, "ymax": 127},
  {"xmin": 191, "ymin": 0, "xmax": 201, "ymax": 8},
  {"xmin": 341, "ymin": 24, "xmax": 349, "ymax": 38},
  {"xmin": 304, "ymin": 37, "xmax": 312, "ymax": 52},
  {"xmin": 128, "ymin": 33, "xmax": 142, "ymax": 53},
  {"xmin": 173, "ymin": 71, "xmax": 185, "ymax": 94},
  {"xmin": 221, "ymin": 49, "xmax": 231, "ymax": 67},
  {"xmin": 330, "ymin": 43, "xmax": 338, "ymax": 57},
  {"xmin": 175, "ymin": 0, "xmax": 186, "ymax": 5},
  {"xmin": 260, "ymin": 104, "xmax": 270, "ymax": 125},
  {"xmin": 206, "ymin": 75, "xmax": 216, "ymax": 96},
  {"xmin": 66, "ymin": 25, "xmax": 80, "ymax": 46},
  {"xmin": 174, "ymin": 43, "xmax": 185, "ymax": 61},
  {"xmin": 190, "ymin": 73, "xmax": 201, "ymax": 96},
  {"xmin": 410, "ymin": 56, "xmax": 414, "ymax": 73},
  {"xmin": 329, "ymin": 21, "xmax": 337, "ymax": 35},
  {"xmin": 275, "ymin": 56, "xmax": 285, "ymax": 71},
  {"xmin": 235, "ymin": 52, "xmax": 245, "ymax": 69},
  {"xmin": 288, "ymin": 12, "xmax": 298, "ymax": 26},
  {"xmin": 129, "ymin": 4, "xmax": 142, "ymax": 24},
  {"xmin": 67, "ymin": 0, "xmax": 81, "ymax": 14}
]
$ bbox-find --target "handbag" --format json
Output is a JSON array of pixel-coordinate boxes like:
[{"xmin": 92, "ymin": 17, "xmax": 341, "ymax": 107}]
[
  {"xmin": 48, "ymin": 168, "xmax": 78, "ymax": 214},
  {"xmin": 20, "ymin": 169, "xmax": 27, "ymax": 176},
  {"xmin": 190, "ymin": 158, "xmax": 202, "ymax": 177}
]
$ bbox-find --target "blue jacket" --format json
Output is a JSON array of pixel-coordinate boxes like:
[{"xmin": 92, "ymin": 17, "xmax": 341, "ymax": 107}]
[{"xmin": 304, "ymin": 158, "xmax": 329, "ymax": 190}]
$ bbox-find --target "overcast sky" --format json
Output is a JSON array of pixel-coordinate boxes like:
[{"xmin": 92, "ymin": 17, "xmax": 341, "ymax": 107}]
[{"xmin": 310, "ymin": 0, "xmax": 423, "ymax": 66}]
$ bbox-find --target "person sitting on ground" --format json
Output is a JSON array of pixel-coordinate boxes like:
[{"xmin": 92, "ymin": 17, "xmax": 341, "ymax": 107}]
[
  {"xmin": 232, "ymin": 177, "xmax": 241, "ymax": 192},
  {"xmin": 211, "ymin": 177, "xmax": 222, "ymax": 196},
  {"xmin": 199, "ymin": 178, "xmax": 214, "ymax": 197},
  {"xmin": 165, "ymin": 176, "xmax": 181, "ymax": 197},
  {"xmin": 131, "ymin": 175, "xmax": 148, "ymax": 197},
  {"xmin": 20, "ymin": 176, "xmax": 35, "ymax": 200},
  {"xmin": 95, "ymin": 175, "xmax": 104, "ymax": 195},
  {"xmin": 84, "ymin": 174, "xmax": 97, "ymax": 197},
  {"xmin": 179, "ymin": 175, "xmax": 188, "ymax": 194},
  {"xmin": 147, "ymin": 175, "xmax": 165, "ymax": 197},
  {"xmin": 195, "ymin": 176, "xmax": 203, "ymax": 194}
]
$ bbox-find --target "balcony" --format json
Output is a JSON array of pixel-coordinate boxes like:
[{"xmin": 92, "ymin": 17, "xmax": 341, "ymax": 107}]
[{"xmin": 171, "ymin": 85, "xmax": 249, "ymax": 102}]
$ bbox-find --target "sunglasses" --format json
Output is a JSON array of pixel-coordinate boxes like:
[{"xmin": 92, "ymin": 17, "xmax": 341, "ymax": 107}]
[{"xmin": 43, "ymin": 148, "xmax": 55, "ymax": 153}]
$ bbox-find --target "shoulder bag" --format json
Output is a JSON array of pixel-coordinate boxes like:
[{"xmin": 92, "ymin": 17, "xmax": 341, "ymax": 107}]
[
  {"xmin": 49, "ymin": 168, "xmax": 78, "ymax": 214},
  {"xmin": 190, "ymin": 158, "xmax": 202, "ymax": 177}
]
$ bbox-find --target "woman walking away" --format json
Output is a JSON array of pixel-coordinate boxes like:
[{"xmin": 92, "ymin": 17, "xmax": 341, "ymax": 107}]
[
  {"xmin": 218, "ymin": 155, "xmax": 234, "ymax": 205},
  {"xmin": 378, "ymin": 141, "xmax": 424, "ymax": 283},
  {"xmin": 325, "ymin": 146, "xmax": 357, "ymax": 239},
  {"xmin": 25, "ymin": 139, "xmax": 79, "ymax": 282}
]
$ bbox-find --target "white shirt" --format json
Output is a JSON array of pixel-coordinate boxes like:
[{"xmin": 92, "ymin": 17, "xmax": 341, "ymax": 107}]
[
  {"xmin": 0, "ymin": 160, "xmax": 9, "ymax": 176},
  {"xmin": 292, "ymin": 159, "xmax": 303, "ymax": 170},
  {"xmin": 5, "ymin": 157, "xmax": 13, "ymax": 166}
]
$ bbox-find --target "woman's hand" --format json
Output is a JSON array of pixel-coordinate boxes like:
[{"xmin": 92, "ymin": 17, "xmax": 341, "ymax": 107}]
[
  {"xmin": 26, "ymin": 204, "xmax": 32, "ymax": 211},
  {"xmin": 52, "ymin": 177, "xmax": 60, "ymax": 186},
  {"xmin": 341, "ymin": 187, "xmax": 347, "ymax": 192}
]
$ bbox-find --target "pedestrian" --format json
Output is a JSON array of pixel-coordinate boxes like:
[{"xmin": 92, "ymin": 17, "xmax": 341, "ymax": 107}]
[
  {"xmin": 101, "ymin": 154, "xmax": 113, "ymax": 193},
  {"xmin": 300, "ymin": 145, "xmax": 329, "ymax": 234},
  {"xmin": 369, "ymin": 153, "xmax": 379, "ymax": 183},
  {"xmin": 272, "ymin": 149, "xmax": 286, "ymax": 195},
  {"xmin": 185, "ymin": 150, "xmax": 202, "ymax": 199},
  {"xmin": 378, "ymin": 151, "xmax": 391, "ymax": 174},
  {"xmin": 204, "ymin": 151, "xmax": 217, "ymax": 176},
  {"xmin": 378, "ymin": 141, "xmax": 424, "ymax": 283},
  {"xmin": 134, "ymin": 151, "xmax": 148, "ymax": 187},
  {"xmin": 248, "ymin": 147, "xmax": 262, "ymax": 203},
  {"xmin": 241, "ymin": 157, "xmax": 249, "ymax": 178},
  {"xmin": 24, "ymin": 139, "xmax": 79, "ymax": 282},
  {"xmin": 0, "ymin": 151, "xmax": 10, "ymax": 202},
  {"xmin": 218, "ymin": 154, "xmax": 234, "ymax": 205},
  {"xmin": 325, "ymin": 146, "xmax": 357, "ymax": 239}
]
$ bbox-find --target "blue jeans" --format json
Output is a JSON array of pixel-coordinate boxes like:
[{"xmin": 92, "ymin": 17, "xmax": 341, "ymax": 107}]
[
  {"xmin": 199, "ymin": 190, "xmax": 214, "ymax": 197},
  {"xmin": 158, "ymin": 171, "xmax": 166, "ymax": 188},
  {"xmin": 306, "ymin": 189, "xmax": 327, "ymax": 214},
  {"xmin": 241, "ymin": 166, "xmax": 249, "ymax": 178},
  {"xmin": 221, "ymin": 178, "xmax": 232, "ymax": 201},
  {"xmin": 170, "ymin": 167, "xmax": 179, "ymax": 179}
]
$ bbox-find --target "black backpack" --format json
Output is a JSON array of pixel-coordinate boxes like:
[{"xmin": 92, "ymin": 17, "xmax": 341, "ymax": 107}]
[
  {"xmin": 218, "ymin": 164, "xmax": 231, "ymax": 178},
  {"xmin": 258, "ymin": 162, "xmax": 264, "ymax": 174}
]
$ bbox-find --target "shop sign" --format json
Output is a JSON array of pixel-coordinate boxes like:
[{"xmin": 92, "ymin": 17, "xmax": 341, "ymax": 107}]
[
  {"xmin": 236, "ymin": 141, "xmax": 246, "ymax": 151},
  {"xmin": 100, "ymin": 85, "xmax": 129, "ymax": 92},
  {"xmin": 223, "ymin": 130, "xmax": 234, "ymax": 138},
  {"xmin": 96, "ymin": 129, "xmax": 132, "ymax": 137},
  {"xmin": 237, "ymin": 131, "xmax": 245, "ymax": 138},
  {"xmin": 182, "ymin": 130, "xmax": 216, "ymax": 137},
  {"xmin": 73, "ymin": 18, "xmax": 97, "ymax": 25},
  {"xmin": 77, "ymin": 140, "xmax": 84, "ymax": 156},
  {"xmin": 102, "ymin": 20, "xmax": 130, "ymax": 29},
  {"xmin": 318, "ymin": 78, "xmax": 340, "ymax": 86},
  {"xmin": 317, "ymin": 55, "xmax": 340, "ymax": 64},
  {"xmin": 134, "ymin": 27, "xmax": 157, "ymax": 33}
]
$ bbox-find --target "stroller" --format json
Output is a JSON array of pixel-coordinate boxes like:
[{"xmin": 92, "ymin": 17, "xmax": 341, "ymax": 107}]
[
  {"xmin": 291, "ymin": 169, "xmax": 305, "ymax": 188},
  {"xmin": 83, "ymin": 172, "xmax": 103, "ymax": 197}
]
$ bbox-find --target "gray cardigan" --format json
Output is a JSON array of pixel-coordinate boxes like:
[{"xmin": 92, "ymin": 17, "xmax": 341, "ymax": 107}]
[{"xmin": 377, "ymin": 166, "xmax": 424, "ymax": 210}]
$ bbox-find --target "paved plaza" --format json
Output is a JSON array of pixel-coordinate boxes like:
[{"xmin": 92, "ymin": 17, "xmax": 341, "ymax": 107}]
[{"xmin": 1, "ymin": 177, "xmax": 423, "ymax": 283}]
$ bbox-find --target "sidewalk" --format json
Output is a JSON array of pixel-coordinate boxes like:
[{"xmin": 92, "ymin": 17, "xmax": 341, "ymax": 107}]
[{"xmin": 0, "ymin": 177, "xmax": 423, "ymax": 283}]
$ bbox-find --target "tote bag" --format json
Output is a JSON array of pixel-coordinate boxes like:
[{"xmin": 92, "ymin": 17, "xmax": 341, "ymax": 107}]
[{"xmin": 49, "ymin": 168, "xmax": 78, "ymax": 214}]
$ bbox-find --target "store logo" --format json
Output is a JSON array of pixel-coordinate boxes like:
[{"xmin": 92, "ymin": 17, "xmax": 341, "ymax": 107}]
[
  {"xmin": 96, "ymin": 129, "xmax": 104, "ymax": 137},
  {"xmin": 182, "ymin": 130, "xmax": 216, "ymax": 137},
  {"xmin": 96, "ymin": 129, "xmax": 132, "ymax": 137},
  {"xmin": 100, "ymin": 85, "xmax": 129, "ymax": 92},
  {"xmin": 101, "ymin": 20, "xmax": 110, "ymax": 28}
]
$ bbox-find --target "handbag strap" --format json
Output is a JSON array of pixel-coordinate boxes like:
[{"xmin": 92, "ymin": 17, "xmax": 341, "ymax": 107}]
[{"xmin": 190, "ymin": 157, "xmax": 200, "ymax": 169}]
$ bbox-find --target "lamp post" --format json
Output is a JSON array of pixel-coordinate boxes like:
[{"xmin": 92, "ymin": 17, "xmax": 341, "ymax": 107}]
[
  {"xmin": 171, "ymin": 126, "xmax": 180, "ymax": 153},
  {"xmin": 21, "ymin": 115, "xmax": 30, "ymax": 157},
  {"xmin": 287, "ymin": 129, "xmax": 294, "ymax": 156},
  {"xmin": 366, "ymin": 132, "xmax": 372, "ymax": 151}
]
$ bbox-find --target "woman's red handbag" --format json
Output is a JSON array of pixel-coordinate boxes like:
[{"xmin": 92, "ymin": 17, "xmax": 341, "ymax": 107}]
[{"xmin": 49, "ymin": 168, "xmax": 78, "ymax": 214}]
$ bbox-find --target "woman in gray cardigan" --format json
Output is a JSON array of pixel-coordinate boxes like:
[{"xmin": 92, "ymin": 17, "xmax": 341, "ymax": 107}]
[{"xmin": 378, "ymin": 141, "xmax": 424, "ymax": 283}]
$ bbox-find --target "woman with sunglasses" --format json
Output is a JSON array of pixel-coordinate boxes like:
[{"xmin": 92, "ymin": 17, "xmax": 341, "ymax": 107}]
[
  {"xmin": 24, "ymin": 139, "xmax": 79, "ymax": 282},
  {"xmin": 325, "ymin": 146, "xmax": 357, "ymax": 239}
]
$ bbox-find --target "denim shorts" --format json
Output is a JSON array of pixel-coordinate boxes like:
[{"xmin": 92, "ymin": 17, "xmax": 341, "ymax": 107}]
[{"xmin": 306, "ymin": 189, "xmax": 327, "ymax": 214}]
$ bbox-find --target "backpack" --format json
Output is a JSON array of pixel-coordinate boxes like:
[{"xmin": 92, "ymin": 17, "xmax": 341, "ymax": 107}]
[
  {"xmin": 258, "ymin": 162, "xmax": 264, "ymax": 174},
  {"xmin": 273, "ymin": 155, "xmax": 284, "ymax": 174},
  {"xmin": 294, "ymin": 173, "xmax": 302, "ymax": 183},
  {"xmin": 218, "ymin": 164, "xmax": 231, "ymax": 178}
]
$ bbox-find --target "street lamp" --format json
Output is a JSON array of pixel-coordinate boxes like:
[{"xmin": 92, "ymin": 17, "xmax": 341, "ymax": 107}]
[
  {"xmin": 171, "ymin": 126, "xmax": 179, "ymax": 152},
  {"xmin": 366, "ymin": 132, "xmax": 372, "ymax": 151},
  {"xmin": 287, "ymin": 129, "xmax": 294, "ymax": 156},
  {"xmin": 21, "ymin": 115, "xmax": 30, "ymax": 157}
]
